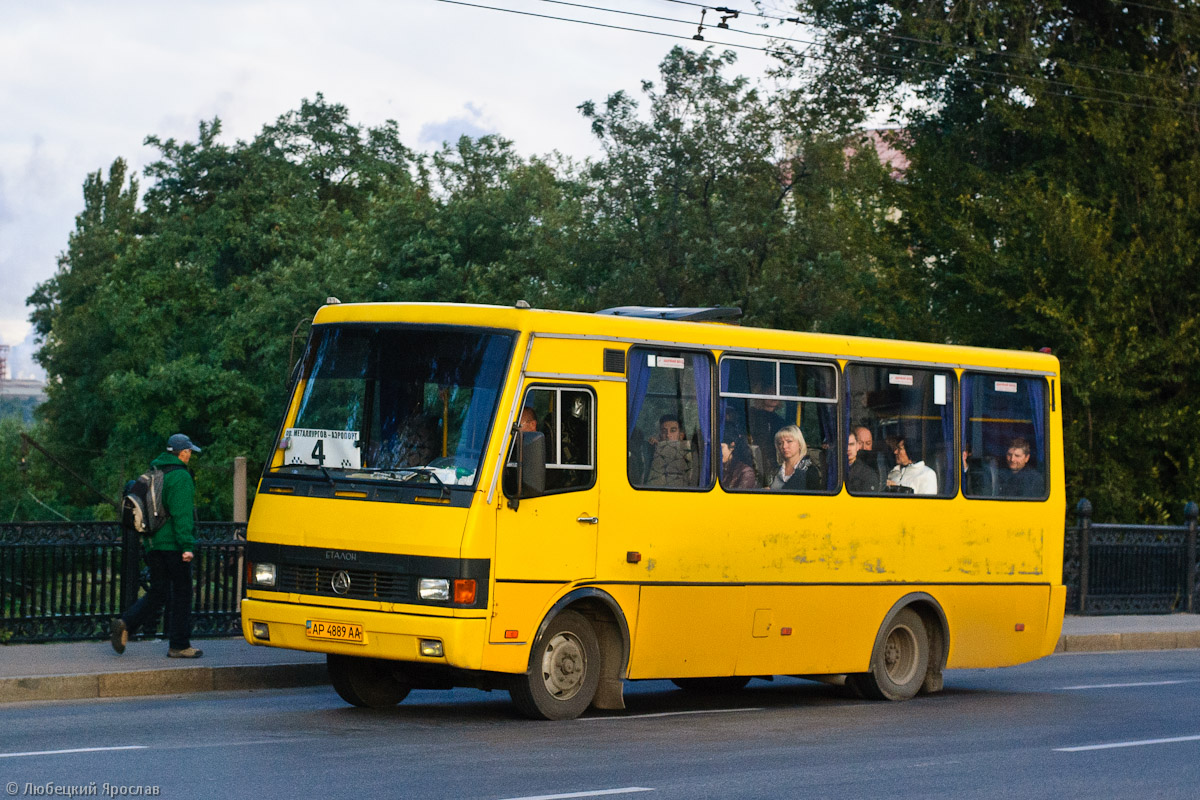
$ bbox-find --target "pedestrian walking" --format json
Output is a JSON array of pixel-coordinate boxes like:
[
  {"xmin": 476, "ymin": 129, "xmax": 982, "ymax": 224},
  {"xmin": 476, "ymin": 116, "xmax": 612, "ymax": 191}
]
[{"xmin": 111, "ymin": 433, "xmax": 204, "ymax": 658}]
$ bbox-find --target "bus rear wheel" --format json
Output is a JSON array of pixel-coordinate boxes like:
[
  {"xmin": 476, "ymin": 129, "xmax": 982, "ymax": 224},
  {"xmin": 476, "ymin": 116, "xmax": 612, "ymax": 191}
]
[
  {"xmin": 327, "ymin": 654, "xmax": 412, "ymax": 708},
  {"xmin": 848, "ymin": 608, "xmax": 929, "ymax": 702},
  {"xmin": 510, "ymin": 610, "xmax": 601, "ymax": 720}
]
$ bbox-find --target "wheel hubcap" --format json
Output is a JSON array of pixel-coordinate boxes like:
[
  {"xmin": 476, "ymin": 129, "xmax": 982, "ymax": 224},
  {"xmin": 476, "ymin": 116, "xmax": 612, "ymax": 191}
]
[
  {"xmin": 541, "ymin": 632, "xmax": 587, "ymax": 700},
  {"xmin": 883, "ymin": 624, "xmax": 919, "ymax": 685}
]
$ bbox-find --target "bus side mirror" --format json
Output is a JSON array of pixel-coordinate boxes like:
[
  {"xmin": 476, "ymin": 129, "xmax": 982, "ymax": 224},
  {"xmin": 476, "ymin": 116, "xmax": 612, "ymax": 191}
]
[{"xmin": 504, "ymin": 432, "xmax": 546, "ymax": 509}]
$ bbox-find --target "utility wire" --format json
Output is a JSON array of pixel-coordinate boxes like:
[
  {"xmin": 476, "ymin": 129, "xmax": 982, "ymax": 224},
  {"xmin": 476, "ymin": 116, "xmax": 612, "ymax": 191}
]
[
  {"xmin": 658, "ymin": 0, "xmax": 1200, "ymax": 89},
  {"xmin": 489, "ymin": 0, "xmax": 1200, "ymax": 110},
  {"xmin": 648, "ymin": 0, "xmax": 1200, "ymax": 106}
]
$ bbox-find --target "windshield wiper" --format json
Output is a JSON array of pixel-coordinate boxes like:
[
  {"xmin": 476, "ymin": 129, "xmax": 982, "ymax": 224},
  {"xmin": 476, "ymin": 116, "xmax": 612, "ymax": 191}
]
[{"xmin": 391, "ymin": 467, "xmax": 451, "ymax": 500}]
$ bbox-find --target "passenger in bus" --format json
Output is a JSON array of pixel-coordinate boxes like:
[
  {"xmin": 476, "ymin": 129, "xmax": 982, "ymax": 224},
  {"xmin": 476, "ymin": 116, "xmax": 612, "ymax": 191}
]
[
  {"xmin": 853, "ymin": 425, "xmax": 874, "ymax": 453},
  {"xmin": 846, "ymin": 431, "xmax": 880, "ymax": 493},
  {"xmin": 886, "ymin": 437, "xmax": 938, "ymax": 495},
  {"xmin": 997, "ymin": 437, "xmax": 1043, "ymax": 497},
  {"xmin": 519, "ymin": 407, "xmax": 538, "ymax": 433},
  {"xmin": 720, "ymin": 428, "xmax": 758, "ymax": 490},
  {"xmin": 748, "ymin": 397, "xmax": 786, "ymax": 476},
  {"xmin": 653, "ymin": 414, "xmax": 686, "ymax": 444},
  {"xmin": 646, "ymin": 414, "xmax": 694, "ymax": 487},
  {"xmin": 769, "ymin": 425, "xmax": 822, "ymax": 491}
]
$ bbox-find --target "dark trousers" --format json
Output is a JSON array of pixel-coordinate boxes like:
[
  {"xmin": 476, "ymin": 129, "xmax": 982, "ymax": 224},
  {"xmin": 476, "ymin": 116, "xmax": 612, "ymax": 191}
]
[{"xmin": 122, "ymin": 550, "xmax": 193, "ymax": 650}]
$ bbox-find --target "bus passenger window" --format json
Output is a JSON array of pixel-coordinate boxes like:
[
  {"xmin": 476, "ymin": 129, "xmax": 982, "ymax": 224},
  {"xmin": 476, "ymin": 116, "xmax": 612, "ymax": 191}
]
[
  {"xmin": 846, "ymin": 364, "xmax": 955, "ymax": 497},
  {"xmin": 718, "ymin": 357, "xmax": 838, "ymax": 492},
  {"xmin": 962, "ymin": 374, "xmax": 1048, "ymax": 500},
  {"xmin": 627, "ymin": 349, "xmax": 713, "ymax": 490}
]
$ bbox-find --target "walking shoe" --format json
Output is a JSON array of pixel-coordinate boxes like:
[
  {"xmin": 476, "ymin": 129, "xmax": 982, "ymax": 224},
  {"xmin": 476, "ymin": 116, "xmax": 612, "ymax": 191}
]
[
  {"xmin": 110, "ymin": 619, "xmax": 127, "ymax": 655},
  {"xmin": 167, "ymin": 647, "xmax": 204, "ymax": 659}
]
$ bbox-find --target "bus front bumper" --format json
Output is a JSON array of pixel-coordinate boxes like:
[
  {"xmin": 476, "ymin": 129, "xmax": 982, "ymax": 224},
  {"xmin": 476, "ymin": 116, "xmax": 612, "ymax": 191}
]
[{"xmin": 241, "ymin": 597, "xmax": 488, "ymax": 671}]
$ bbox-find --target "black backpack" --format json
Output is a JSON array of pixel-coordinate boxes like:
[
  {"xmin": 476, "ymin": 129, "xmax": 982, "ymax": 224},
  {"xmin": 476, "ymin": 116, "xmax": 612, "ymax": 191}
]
[{"xmin": 122, "ymin": 464, "xmax": 184, "ymax": 535}]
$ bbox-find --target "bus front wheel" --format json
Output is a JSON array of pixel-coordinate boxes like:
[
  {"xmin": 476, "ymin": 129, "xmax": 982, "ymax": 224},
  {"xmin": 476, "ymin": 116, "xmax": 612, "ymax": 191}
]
[
  {"xmin": 327, "ymin": 654, "xmax": 412, "ymax": 708},
  {"xmin": 510, "ymin": 610, "xmax": 601, "ymax": 720},
  {"xmin": 848, "ymin": 608, "xmax": 929, "ymax": 702}
]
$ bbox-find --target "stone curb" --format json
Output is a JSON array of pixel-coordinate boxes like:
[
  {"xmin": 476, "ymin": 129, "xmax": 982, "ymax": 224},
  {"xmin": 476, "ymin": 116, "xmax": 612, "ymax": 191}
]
[
  {"xmin": 1055, "ymin": 631, "xmax": 1200, "ymax": 653},
  {"xmin": 0, "ymin": 662, "xmax": 326, "ymax": 704}
]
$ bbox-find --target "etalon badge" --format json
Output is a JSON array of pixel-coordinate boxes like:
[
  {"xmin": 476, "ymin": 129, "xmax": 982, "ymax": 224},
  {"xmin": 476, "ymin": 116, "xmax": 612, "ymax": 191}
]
[{"xmin": 330, "ymin": 570, "xmax": 351, "ymax": 595}]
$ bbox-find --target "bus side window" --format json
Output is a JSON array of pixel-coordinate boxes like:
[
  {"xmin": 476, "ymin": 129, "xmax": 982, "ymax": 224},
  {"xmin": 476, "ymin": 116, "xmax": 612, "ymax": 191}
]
[
  {"xmin": 962, "ymin": 374, "xmax": 1048, "ymax": 500},
  {"xmin": 717, "ymin": 356, "xmax": 838, "ymax": 492},
  {"xmin": 627, "ymin": 348, "xmax": 713, "ymax": 490},
  {"xmin": 846, "ymin": 364, "xmax": 956, "ymax": 497}
]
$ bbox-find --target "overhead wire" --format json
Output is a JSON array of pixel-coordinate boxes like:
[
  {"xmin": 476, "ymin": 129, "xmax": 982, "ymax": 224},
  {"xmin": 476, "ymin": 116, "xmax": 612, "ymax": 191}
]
[
  {"xmin": 657, "ymin": 0, "xmax": 1200, "ymax": 90},
  {"xmin": 446, "ymin": 0, "xmax": 1200, "ymax": 111}
]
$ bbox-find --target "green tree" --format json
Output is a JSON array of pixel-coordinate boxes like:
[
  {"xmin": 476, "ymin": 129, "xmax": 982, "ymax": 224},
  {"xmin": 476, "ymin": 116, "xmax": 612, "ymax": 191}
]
[
  {"xmin": 574, "ymin": 47, "xmax": 889, "ymax": 333},
  {"xmin": 784, "ymin": 1, "xmax": 1200, "ymax": 518}
]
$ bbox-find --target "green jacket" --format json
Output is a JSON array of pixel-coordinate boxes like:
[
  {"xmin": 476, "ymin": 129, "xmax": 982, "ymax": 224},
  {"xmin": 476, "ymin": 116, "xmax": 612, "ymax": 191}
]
[{"xmin": 144, "ymin": 452, "xmax": 196, "ymax": 552}]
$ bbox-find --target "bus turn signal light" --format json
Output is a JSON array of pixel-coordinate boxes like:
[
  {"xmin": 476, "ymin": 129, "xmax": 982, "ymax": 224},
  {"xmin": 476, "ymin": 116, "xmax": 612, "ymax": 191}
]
[
  {"xmin": 1015, "ymin": 623, "xmax": 1025, "ymax": 632},
  {"xmin": 505, "ymin": 630, "xmax": 519, "ymax": 639},
  {"xmin": 454, "ymin": 579, "xmax": 476, "ymax": 604}
]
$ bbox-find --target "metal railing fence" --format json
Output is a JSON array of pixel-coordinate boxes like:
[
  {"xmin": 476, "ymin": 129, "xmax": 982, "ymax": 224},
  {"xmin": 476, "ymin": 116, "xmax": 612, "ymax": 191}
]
[
  {"xmin": 3, "ymin": 501, "xmax": 1198, "ymax": 642},
  {"xmin": 1064, "ymin": 500, "xmax": 1200, "ymax": 615},
  {"xmin": 0, "ymin": 521, "xmax": 245, "ymax": 643}
]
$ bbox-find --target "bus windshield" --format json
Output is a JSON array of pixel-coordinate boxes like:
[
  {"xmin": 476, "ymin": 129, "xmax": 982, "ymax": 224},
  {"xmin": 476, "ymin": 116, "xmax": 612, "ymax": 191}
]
[{"xmin": 276, "ymin": 324, "xmax": 514, "ymax": 489}]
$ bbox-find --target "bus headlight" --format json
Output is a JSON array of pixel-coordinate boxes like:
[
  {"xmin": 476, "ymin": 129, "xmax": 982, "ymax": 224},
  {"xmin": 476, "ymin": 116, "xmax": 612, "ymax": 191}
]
[
  {"xmin": 418, "ymin": 578, "xmax": 450, "ymax": 601},
  {"xmin": 252, "ymin": 563, "xmax": 276, "ymax": 587}
]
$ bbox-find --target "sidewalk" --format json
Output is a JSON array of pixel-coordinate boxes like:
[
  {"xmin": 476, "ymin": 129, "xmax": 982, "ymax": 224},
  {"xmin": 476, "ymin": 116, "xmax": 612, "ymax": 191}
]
[
  {"xmin": 2, "ymin": 616, "xmax": 1198, "ymax": 705},
  {"xmin": 0, "ymin": 637, "xmax": 325, "ymax": 704}
]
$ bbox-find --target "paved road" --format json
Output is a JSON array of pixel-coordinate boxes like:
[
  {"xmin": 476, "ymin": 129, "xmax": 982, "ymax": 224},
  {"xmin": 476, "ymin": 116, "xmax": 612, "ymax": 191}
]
[{"xmin": 2, "ymin": 650, "xmax": 1198, "ymax": 800}]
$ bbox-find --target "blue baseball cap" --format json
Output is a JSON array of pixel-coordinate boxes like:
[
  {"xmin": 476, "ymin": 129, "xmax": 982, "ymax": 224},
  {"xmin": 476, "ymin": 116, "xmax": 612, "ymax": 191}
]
[{"xmin": 166, "ymin": 433, "xmax": 203, "ymax": 453}]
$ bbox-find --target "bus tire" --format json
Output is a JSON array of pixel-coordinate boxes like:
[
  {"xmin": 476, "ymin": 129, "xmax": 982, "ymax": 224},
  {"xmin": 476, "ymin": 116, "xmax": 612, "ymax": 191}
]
[
  {"xmin": 327, "ymin": 654, "xmax": 412, "ymax": 708},
  {"xmin": 850, "ymin": 607, "xmax": 929, "ymax": 702},
  {"xmin": 671, "ymin": 677, "xmax": 751, "ymax": 694},
  {"xmin": 510, "ymin": 610, "xmax": 601, "ymax": 720}
]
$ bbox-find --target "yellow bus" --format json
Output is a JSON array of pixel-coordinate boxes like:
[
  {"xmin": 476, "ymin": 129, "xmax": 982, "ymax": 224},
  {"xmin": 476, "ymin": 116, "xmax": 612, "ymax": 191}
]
[{"xmin": 241, "ymin": 302, "xmax": 1065, "ymax": 719}]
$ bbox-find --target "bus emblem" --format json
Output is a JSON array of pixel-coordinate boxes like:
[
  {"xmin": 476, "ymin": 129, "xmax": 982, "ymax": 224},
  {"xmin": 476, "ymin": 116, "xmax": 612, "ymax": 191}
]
[{"xmin": 330, "ymin": 570, "xmax": 351, "ymax": 595}]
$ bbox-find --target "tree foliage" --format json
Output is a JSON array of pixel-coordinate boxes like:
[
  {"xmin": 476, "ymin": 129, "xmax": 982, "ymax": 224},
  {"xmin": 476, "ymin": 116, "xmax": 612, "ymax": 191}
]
[
  {"xmin": 784, "ymin": 1, "xmax": 1200, "ymax": 519},
  {"xmin": 17, "ymin": 26, "xmax": 1194, "ymax": 522}
]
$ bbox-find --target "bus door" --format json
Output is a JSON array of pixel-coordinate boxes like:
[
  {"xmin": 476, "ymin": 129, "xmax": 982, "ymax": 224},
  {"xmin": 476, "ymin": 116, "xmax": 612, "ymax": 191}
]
[{"xmin": 494, "ymin": 384, "xmax": 599, "ymax": 586}]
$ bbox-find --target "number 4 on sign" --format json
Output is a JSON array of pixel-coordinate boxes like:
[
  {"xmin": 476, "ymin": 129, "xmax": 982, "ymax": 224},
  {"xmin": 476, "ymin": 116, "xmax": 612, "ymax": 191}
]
[{"xmin": 310, "ymin": 439, "xmax": 325, "ymax": 465}]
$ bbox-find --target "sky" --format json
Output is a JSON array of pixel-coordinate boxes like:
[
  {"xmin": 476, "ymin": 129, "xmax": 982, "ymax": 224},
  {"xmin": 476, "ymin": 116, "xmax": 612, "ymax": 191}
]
[{"xmin": 0, "ymin": 0, "xmax": 788, "ymax": 380}]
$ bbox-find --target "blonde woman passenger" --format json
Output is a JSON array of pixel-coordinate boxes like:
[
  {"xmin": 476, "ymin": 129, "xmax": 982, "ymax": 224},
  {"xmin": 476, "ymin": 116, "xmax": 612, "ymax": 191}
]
[{"xmin": 770, "ymin": 425, "xmax": 822, "ymax": 491}]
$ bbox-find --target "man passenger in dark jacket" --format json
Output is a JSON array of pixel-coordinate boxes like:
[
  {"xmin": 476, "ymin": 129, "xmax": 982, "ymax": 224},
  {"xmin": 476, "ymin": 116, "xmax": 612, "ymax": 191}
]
[
  {"xmin": 997, "ymin": 437, "xmax": 1043, "ymax": 498},
  {"xmin": 111, "ymin": 433, "xmax": 204, "ymax": 658},
  {"xmin": 846, "ymin": 431, "xmax": 880, "ymax": 493}
]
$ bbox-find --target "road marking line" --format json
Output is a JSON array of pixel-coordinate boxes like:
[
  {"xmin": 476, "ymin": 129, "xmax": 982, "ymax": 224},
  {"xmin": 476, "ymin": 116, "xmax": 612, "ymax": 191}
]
[
  {"xmin": 495, "ymin": 788, "xmax": 653, "ymax": 800},
  {"xmin": 0, "ymin": 745, "xmax": 148, "ymax": 759},
  {"xmin": 1057, "ymin": 680, "xmax": 1195, "ymax": 690},
  {"xmin": 1056, "ymin": 735, "xmax": 1200, "ymax": 753},
  {"xmin": 580, "ymin": 707, "xmax": 762, "ymax": 721}
]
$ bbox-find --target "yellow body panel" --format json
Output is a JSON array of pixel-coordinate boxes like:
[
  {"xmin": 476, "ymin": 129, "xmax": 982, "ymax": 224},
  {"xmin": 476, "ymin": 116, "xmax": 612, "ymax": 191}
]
[{"xmin": 245, "ymin": 302, "xmax": 1066, "ymax": 689}]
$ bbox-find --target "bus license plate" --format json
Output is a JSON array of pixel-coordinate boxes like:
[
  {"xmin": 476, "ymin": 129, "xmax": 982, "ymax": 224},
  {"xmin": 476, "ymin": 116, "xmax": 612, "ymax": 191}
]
[{"xmin": 306, "ymin": 620, "xmax": 365, "ymax": 644}]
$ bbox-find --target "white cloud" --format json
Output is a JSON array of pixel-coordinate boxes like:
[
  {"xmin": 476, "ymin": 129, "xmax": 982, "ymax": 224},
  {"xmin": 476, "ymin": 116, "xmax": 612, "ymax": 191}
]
[{"xmin": 0, "ymin": 0, "xmax": 779, "ymax": 339}]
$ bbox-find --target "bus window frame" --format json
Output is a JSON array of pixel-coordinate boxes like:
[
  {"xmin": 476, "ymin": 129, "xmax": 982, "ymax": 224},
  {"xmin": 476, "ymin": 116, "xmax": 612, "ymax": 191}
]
[
  {"xmin": 511, "ymin": 383, "xmax": 598, "ymax": 497},
  {"xmin": 960, "ymin": 370, "xmax": 1051, "ymax": 503},
  {"xmin": 626, "ymin": 345, "xmax": 717, "ymax": 494},
  {"xmin": 717, "ymin": 354, "xmax": 840, "ymax": 496},
  {"xmin": 844, "ymin": 360, "xmax": 959, "ymax": 500}
]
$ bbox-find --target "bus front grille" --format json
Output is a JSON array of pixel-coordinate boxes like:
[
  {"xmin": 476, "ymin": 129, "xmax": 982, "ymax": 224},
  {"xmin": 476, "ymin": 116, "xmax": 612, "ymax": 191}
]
[{"xmin": 275, "ymin": 564, "xmax": 414, "ymax": 603}]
